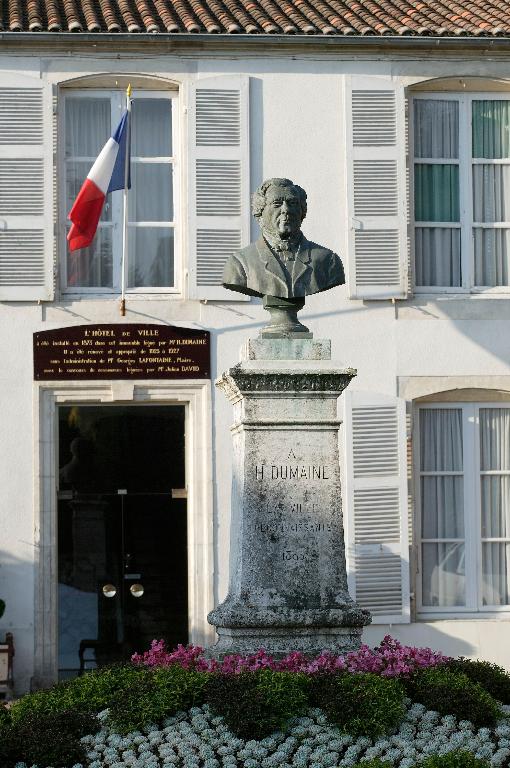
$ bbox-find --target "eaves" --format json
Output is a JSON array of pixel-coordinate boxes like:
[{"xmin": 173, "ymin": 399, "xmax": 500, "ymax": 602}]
[{"xmin": 2, "ymin": 32, "xmax": 510, "ymax": 59}]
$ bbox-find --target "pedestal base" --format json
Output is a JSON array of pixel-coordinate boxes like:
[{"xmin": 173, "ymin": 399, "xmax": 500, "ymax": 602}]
[
  {"xmin": 210, "ymin": 625, "xmax": 364, "ymax": 657},
  {"xmin": 209, "ymin": 338, "xmax": 371, "ymax": 657}
]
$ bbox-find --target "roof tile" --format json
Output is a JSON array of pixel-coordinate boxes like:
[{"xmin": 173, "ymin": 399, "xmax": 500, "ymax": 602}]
[{"xmin": 5, "ymin": 0, "xmax": 510, "ymax": 35}]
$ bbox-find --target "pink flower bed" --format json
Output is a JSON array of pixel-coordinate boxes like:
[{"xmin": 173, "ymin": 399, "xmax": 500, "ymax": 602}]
[{"xmin": 132, "ymin": 635, "xmax": 449, "ymax": 677}]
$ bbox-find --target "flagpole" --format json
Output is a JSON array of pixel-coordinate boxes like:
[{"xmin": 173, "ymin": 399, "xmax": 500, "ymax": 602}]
[{"xmin": 120, "ymin": 83, "xmax": 132, "ymax": 317}]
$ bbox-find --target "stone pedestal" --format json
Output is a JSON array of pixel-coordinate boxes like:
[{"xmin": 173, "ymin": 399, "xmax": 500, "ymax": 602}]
[{"xmin": 208, "ymin": 338, "xmax": 371, "ymax": 656}]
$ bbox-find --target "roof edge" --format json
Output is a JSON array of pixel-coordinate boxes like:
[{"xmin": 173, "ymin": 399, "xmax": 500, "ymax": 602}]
[{"xmin": 1, "ymin": 32, "xmax": 510, "ymax": 50}]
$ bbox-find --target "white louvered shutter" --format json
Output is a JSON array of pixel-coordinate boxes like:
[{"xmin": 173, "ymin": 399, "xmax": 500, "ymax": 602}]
[
  {"xmin": 345, "ymin": 76, "xmax": 407, "ymax": 299},
  {"xmin": 343, "ymin": 391, "xmax": 410, "ymax": 623},
  {"xmin": 0, "ymin": 73, "xmax": 53, "ymax": 301},
  {"xmin": 188, "ymin": 75, "xmax": 250, "ymax": 301}
]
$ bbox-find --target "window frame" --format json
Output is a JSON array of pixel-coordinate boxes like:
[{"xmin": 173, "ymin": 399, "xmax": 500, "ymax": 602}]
[
  {"xmin": 411, "ymin": 91, "xmax": 510, "ymax": 295},
  {"xmin": 415, "ymin": 401, "xmax": 510, "ymax": 618},
  {"xmin": 59, "ymin": 87, "xmax": 181, "ymax": 297}
]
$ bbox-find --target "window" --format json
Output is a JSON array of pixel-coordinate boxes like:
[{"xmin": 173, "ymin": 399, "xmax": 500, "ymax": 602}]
[
  {"xmin": 412, "ymin": 93, "xmax": 510, "ymax": 291},
  {"xmin": 62, "ymin": 89, "xmax": 177, "ymax": 293},
  {"xmin": 417, "ymin": 404, "xmax": 510, "ymax": 613}
]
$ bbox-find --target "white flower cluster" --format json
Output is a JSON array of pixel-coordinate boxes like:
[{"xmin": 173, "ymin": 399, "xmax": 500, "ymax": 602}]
[{"xmin": 12, "ymin": 702, "xmax": 510, "ymax": 768}]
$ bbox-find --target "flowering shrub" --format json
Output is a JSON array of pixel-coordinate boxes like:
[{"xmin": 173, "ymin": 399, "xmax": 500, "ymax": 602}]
[
  {"xmin": 132, "ymin": 635, "xmax": 449, "ymax": 677},
  {"xmin": 7, "ymin": 638, "xmax": 510, "ymax": 768}
]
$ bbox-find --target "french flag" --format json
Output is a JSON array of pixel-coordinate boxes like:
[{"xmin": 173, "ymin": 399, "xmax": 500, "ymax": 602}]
[{"xmin": 67, "ymin": 110, "xmax": 131, "ymax": 252}]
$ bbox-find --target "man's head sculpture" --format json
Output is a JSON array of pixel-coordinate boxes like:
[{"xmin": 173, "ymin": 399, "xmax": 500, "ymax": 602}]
[
  {"xmin": 252, "ymin": 178, "xmax": 307, "ymax": 240},
  {"xmin": 222, "ymin": 178, "xmax": 345, "ymax": 338}
]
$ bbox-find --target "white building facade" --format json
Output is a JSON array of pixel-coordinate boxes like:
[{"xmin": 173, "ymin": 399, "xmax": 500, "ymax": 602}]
[{"xmin": 2, "ymin": 31, "xmax": 510, "ymax": 693}]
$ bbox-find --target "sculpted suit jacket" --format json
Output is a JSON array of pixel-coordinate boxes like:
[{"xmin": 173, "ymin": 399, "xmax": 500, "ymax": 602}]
[{"xmin": 222, "ymin": 236, "xmax": 345, "ymax": 299}]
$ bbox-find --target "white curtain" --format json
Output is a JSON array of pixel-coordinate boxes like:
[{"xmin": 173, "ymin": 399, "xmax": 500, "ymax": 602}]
[
  {"xmin": 473, "ymin": 165, "xmax": 510, "ymax": 223},
  {"xmin": 414, "ymin": 100, "xmax": 461, "ymax": 287},
  {"xmin": 415, "ymin": 227, "xmax": 461, "ymax": 286},
  {"xmin": 472, "ymin": 166, "xmax": 510, "ymax": 286},
  {"xmin": 131, "ymin": 99, "xmax": 172, "ymax": 157},
  {"xmin": 65, "ymin": 98, "xmax": 112, "ymax": 288},
  {"xmin": 414, "ymin": 99, "xmax": 459, "ymax": 159},
  {"xmin": 129, "ymin": 99, "xmax": 174, "ymax": 289},
  {"xmin": 474, "ymin": 229, "xmax": 510, "ymax": 286},
  {"xmin": 65, "ymin": 97, "xmax": 110, "ymax": 158},
  {"xmin": 420, "ymin": 409, "xmax": 465, "ymax": 606},
  {"xmin": 480, "ymin": 408, "xmax": 510, "ymax": 605},
  {"xmin": 420, "ymin": 408, "xmax": 463, "ymax": 471},
  {"xmin": 472, "ymin": 101, "xmax": 510, "ymax": 287}
]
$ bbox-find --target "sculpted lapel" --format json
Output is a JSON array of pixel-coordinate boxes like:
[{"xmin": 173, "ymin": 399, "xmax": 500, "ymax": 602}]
[
  {"xmin": 291, "ymin": 239, "xmax": 312, "ymax": 291},
  {"xmin": 255, "ymin": 238, "xmax": 289, "ymax": 296}
]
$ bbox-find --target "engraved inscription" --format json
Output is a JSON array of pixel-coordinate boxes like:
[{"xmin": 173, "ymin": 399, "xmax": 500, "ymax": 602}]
[
  {"xmin": 254, "ymin": 464, "xmax": 329, "ymax": 480},
  {"xmin": 34, "ymin": 324, "xmax": 210, "ymax": 381},
  {"xmin": 253, "ymin": 450, "xmax": 335, "ymax": 571}
]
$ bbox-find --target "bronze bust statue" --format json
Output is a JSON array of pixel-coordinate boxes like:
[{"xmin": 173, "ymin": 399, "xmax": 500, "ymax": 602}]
[{"xmin": 222, "ymin": 178, "xmax": 345, "ymax": 337}]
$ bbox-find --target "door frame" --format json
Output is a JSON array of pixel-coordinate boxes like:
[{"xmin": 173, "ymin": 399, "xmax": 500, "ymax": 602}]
[{"xmin": 33, "ymin": 379, "xmax": 213, "ymax": 689}]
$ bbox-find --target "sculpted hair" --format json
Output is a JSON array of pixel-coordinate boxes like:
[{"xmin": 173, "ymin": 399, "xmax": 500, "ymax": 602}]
[{"xmin": 251, "ymin": 178, "xmax": 307, "ymax": 221}]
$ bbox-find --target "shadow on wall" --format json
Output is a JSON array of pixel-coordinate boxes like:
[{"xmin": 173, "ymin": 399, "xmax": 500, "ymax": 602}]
[{"xmin": 0, "ymin": 548, "xmax": 34, "ymax": 695}]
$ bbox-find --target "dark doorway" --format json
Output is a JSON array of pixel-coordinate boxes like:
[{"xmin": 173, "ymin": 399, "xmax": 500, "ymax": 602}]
[{"xmin": 57, "ymin": 405, "xmax": 187, "ymax": 679}]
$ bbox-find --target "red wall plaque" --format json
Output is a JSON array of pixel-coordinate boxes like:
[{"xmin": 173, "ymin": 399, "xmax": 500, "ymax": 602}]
[{"xmin": 34, "ymin": 324, "xmax": 210, "ymax": 381}]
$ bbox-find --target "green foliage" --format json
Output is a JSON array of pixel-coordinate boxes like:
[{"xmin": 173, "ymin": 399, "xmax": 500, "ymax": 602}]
[
  {"xmin": 446, "ymin": 657, "xmax": 510, "ymax": 704},
  {"xmin": 420, "ymin": 750, "xmax": 491, "ymax": 768},
  {"xmin": 352, "ymin": 761, "xmax": 394, "ymax": 768},
  {"xmin": 0, "ymin": 702, "xmax": 11, "ymax": 732},
  {"xmin": 10, "ymin": 663, "xmax": 145, "ymax": 723},
  {"xmin": 205, "ymin": 670, "xmax": 310, "ymax": 740},
  {"xmin": 107, "ymin": 664, "xmax": 210, "ymax": 734},
  {"xmin": 0, "ymin": 708, "xmax": 97, "ymax": 768},
  {"xmin": 309, "ymin": 672, "xmax": 405, "ymax": 738},
  {"xmin": 404, "ymin": 667, "xmax": 502, "ymax": 728}
]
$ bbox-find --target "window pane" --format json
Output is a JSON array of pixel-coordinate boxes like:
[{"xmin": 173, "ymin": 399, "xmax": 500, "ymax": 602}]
[
  {"xmin": 422, "ymin": 542, "xmax": 465, "ymax": 606},
  {"xmin": 415, "ymin": 227, "xmax": 461, "ymax": 286},
  {"xmin": 482, "ymin": 543, "xmax": 510, "ymax": 605},
  {"xmin": 473, "ymin": 100, "xmax": 510, "ymax": 159},
  {"xmin": 420, "ymin": 409, "xmax": 463, "ymax": 471},
  {"xmin": 481, "ymin": 477, "xmax": 510, "ymax": 538},
  {"xmin": 422, "ymin": 476, "xmax": 464, "ymax": 538},
  {"xmin": 131, "ymin": 99, "xmax": 172, "ymax": 157},
  {"xmin": 480, "ymin": 408, "xmax": 510, "ymax": 470},
  {"xmin": 474, "ymin": 228, "xmax": 510, "ymax": 286},
  {"xmin": 129, "ymin": 163, "xmax": 173, "ymax": 222},
  {"xmin": 66, "ymin": 226, "xmax": 113, "ymax": 288},
  {"xmin": 66, "ymin": 161, "xmax": 112, "ymax": 222},
  {"xmin": 473, "ymin": 165, "xmax": 510, "ymax": 222},
  {"xmin": 415, "ymin": 165, "xmax": 459, "ymax": 222},
  {"xmin": 65, "ymin": 98, "xmax": 110, "ymax": 158},
  {"xmin": 414, "ymin": 100, "xmax": 459, "ymax": 159},
  {"xmin": 128, "ymin": 228, "xmax": 174, "ymax": 288}
]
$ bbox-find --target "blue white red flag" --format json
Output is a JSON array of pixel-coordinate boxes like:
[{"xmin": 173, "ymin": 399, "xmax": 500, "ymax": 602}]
[{"xmin": 67, "ymin": 110, "xmax": 131, "ymax": 252}]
